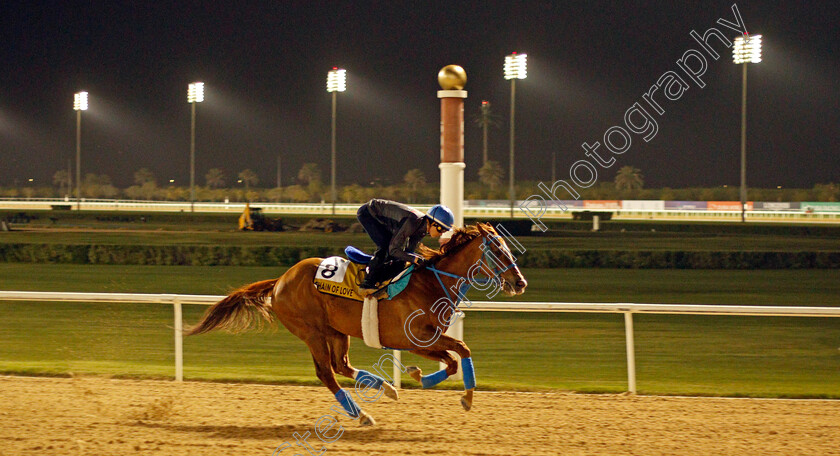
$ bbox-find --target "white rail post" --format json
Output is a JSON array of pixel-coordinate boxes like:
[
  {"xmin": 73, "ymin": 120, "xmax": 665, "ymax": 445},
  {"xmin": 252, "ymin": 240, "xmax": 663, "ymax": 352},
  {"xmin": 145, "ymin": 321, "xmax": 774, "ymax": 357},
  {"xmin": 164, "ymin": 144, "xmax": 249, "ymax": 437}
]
[
  {"xmin": 393, "ymin": 350, "xmax": 401, "ymax": 388},
  {"xmin": 624, "ymin": 311, "xmax": 636, "ymax": 394},
  {"xmin": 174, "ymin": 299, "xmax": 184, "ymax": 382},
  {"xmin": 439, "ymin": 313, "xmax": 465, "ymax": 380}
]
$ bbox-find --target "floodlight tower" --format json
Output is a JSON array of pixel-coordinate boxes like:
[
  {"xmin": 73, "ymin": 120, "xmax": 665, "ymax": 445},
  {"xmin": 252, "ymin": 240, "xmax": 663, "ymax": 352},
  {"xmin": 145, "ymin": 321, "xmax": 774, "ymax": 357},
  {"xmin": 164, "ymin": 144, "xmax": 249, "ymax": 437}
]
[
  {"xmin": 504, "ymin": 52, "xmax": 527, "ymax": 217},
  {"xmin": 732, "ymin": 35, "xmax": 761, "ymax": 222},
  {"xmin": 327, "ymin": 68, "xmax": 346, "ymax": 215},
  {"xmin": 188, "ymin": 82, "xmax": 204, "ymax": 212},
  {"xmin": 73, "ymin": 91, "xmax": 88, "ymax": 210}
]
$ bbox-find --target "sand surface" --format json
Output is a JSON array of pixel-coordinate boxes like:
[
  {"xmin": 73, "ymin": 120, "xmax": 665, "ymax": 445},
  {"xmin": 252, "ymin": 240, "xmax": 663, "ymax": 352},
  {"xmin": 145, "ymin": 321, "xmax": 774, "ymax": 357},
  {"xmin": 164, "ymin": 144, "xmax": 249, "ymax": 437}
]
[{"xmin": 1, "ymin": 375, "xmax": 838, "ymax": 456}]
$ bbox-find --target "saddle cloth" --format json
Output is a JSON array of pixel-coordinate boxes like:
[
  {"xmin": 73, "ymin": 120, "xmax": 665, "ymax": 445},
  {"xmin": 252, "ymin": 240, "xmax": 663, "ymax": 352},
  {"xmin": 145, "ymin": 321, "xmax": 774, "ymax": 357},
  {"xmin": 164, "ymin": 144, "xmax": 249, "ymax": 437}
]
[
  {"xmin": 313, "ymin": 256, "xmax": 366, "ymax": 301},
  {"xmin": 313, "ymin": 255, "xmax": 415, "ymax": 301}
]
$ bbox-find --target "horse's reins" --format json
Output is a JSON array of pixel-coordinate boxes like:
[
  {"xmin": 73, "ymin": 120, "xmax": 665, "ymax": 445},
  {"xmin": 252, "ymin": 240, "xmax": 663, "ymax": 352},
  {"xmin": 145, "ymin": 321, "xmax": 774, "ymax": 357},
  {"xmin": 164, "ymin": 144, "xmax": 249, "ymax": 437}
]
[{"xmin": 425, "ymin": 234, "xmax": 518, "ymax": 311}]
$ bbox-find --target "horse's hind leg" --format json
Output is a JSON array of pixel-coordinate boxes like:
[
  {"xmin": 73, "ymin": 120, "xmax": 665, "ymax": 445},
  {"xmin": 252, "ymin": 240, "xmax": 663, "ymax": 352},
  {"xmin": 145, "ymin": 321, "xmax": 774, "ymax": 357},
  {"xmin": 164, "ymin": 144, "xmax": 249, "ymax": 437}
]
[
  {"xmin": 326, "ymin": 332, "xmax": 398, "ymax": 401},
  {"xmin": 304, "ymin": 335, "xmax": 375, "ymax": 426}
]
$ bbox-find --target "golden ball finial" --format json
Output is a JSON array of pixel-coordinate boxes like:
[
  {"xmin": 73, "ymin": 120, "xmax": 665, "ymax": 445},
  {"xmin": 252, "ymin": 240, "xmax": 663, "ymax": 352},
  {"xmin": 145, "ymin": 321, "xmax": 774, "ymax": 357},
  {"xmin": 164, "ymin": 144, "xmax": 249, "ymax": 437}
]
[{"xmin": 438, "ymin": 65, "xmax": 467, "ymax": 90}]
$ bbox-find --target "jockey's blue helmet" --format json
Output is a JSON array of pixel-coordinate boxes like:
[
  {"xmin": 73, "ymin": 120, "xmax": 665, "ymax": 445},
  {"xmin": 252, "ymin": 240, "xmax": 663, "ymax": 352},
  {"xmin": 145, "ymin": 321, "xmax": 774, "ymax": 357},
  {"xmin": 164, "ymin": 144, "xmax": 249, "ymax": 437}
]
[{"xmin": 427, "ymin": 204, "xmax": 454, "ymax": 231}]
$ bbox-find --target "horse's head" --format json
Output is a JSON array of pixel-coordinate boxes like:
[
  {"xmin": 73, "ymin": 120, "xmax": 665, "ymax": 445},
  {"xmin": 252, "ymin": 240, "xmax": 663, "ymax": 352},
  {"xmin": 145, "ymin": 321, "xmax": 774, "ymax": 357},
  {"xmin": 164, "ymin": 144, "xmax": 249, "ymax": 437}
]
[
  {"xmin": 421, "ymin": 222, "xmax": 528, "ymax": 297},
  {"xmin": 474, "ymin": 223, "xmax": 528, "ymax": 296}
]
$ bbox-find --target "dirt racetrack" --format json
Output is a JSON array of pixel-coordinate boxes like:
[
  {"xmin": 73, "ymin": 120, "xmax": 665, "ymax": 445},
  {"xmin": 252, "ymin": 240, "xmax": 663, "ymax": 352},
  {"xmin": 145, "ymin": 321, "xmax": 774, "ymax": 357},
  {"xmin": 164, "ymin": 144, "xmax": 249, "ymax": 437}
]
[{"xmin": 2, "ymin": 376, "xmax": 839, "ymax": 456}]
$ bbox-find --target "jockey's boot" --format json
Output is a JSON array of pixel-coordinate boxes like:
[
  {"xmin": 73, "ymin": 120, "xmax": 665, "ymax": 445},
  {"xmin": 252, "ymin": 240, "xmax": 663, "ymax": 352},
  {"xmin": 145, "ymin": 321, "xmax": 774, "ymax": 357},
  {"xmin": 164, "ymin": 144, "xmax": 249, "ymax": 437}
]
[{"xmin": 359, "ymin": 249, "xmax": 387, "ymax": 290}]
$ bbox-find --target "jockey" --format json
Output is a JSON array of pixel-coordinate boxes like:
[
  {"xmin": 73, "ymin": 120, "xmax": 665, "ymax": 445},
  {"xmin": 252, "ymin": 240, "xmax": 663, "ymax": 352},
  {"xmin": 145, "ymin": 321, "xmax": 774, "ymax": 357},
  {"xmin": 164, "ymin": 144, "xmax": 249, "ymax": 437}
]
[{"xmin": 356, "ymin": 198, "xmax": 454, "ymax": 291}]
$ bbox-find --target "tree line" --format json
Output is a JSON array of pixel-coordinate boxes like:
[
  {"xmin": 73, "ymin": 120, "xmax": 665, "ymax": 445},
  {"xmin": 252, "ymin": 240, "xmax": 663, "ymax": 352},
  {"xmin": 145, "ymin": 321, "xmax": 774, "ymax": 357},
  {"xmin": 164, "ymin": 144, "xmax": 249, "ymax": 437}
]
[{"xmin": 3, "ymin": 163, "xmax": 838, "ymax": 203}]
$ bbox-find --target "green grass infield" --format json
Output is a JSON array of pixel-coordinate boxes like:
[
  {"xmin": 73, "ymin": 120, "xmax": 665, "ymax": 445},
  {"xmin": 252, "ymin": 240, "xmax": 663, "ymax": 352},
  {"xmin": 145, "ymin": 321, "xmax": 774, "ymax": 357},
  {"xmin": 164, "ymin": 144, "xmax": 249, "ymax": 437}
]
[{"xmin": 1, "ymin": 264, "xmax": 839, "ymax": 398}]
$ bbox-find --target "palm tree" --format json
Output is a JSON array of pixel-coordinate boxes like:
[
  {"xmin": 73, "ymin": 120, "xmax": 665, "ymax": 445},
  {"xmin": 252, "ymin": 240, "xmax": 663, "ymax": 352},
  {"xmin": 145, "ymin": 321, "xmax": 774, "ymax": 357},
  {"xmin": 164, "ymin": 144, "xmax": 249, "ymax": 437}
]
[
  {"xmin": 52, "ymin": 170, "xmax": 71, "ymax": 196},
  {"xmin": 82, "ymin": 173, "xmax": 116, "ymax": 198},
  {"xmin": 284, "ymin": 184, "xmax": 310, "ymax": 202},
  {"xmin": 298, "ymin": 163, "xmax": 323, "ymax": 201},
  {"xmin": 134, "ymin": 168, "xmax": 156, "ymax": 185},
  {"xmin": 205, "ymin": 168, "xmax": 226, "ymax": 188},
  {"xmin": 615, "ymin": 166, "xmax": 644, "ymax": 191},
  {"xmin": 238, "ymin": 169, "xmax": 259, "ymax": 192},
  {"xmin": 473, "ymin": 101, "xmax": 502, "ymax": 166},
  {"xmin": 297, "ymin": 163, "xmax": 322, "ymax": 186},
  {"xmin": 814, "ymin": 183, "xmax": 839, "ymax": 202},
  {"xmin": 341, "ymin": 183, "xmax": 365, "ymax": 203},
  {"xmin": 403, "ymin": 168, "xmax": 426, "ymax": 203},
  {"xmin": 478, "ymin": 161, "xmax": 504, "ymax": 191},
  {"xmin": 125, "ymin": 169, "xmax": 158, "ymax": 200}
]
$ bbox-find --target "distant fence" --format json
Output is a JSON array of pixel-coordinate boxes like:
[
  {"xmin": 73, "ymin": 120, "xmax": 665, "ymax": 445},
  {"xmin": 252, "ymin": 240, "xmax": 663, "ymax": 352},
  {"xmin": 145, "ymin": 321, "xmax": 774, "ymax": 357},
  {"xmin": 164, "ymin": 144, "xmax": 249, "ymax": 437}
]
[
  {"xmin": 2, "ymin": 198, "xmax": 840, "ymax": 223},
  {"xmin": 2, "ymin": 291, "xmax": 839, "ymax": 392}
]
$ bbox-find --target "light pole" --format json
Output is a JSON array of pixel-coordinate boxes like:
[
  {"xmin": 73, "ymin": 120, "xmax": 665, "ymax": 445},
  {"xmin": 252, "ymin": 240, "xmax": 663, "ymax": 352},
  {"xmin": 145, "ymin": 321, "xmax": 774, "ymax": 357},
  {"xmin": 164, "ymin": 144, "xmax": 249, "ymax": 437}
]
[
  {"xmin": 73, "ymin": 91, "xmax": 88, "ymax": 210},
  {"xmin": 732, "ymin": 35, "xmax": 761, "ymax": 222},
  {"xmin": 504, "ymin": 52, "xmax": 527, "ymax": 217},
  {"xmin": 327, "ymin": 68, "xmax": 346, "ymax": 215},
  {"xmin": 480, "ymin": 100, "xmax": 490, "ymax": 166},
  {"xmin": 188, "ymin": 82, "xmax": 205, "ymax": 212}
]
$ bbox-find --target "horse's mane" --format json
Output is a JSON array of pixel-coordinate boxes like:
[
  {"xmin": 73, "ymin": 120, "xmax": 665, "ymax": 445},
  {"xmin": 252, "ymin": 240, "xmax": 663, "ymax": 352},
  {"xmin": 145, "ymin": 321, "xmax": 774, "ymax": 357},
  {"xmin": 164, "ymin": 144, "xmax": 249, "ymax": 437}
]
[{"xmin": 417, "ymin": 222, "xmax": 491, "ymax": 263}]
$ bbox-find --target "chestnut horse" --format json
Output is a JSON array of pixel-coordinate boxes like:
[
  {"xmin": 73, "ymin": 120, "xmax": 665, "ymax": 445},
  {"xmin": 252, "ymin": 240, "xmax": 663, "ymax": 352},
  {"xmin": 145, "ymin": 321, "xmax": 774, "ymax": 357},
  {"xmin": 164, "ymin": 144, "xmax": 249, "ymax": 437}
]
[{"xmin": 186, "ymin": 222, "xmax": 527, "ymax": 425}]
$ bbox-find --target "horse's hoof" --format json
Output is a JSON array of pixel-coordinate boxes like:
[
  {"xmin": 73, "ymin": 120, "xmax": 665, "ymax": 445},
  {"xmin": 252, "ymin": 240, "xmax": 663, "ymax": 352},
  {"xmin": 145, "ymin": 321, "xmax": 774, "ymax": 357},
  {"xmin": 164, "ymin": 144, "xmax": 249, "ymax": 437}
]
[
  {"xmin": 407, "ymin": 366, "xmax": 422, "ymax": 383},
  {"xmin": 382, "ymin": 381, "xmax": 399, "ymax": 401},
  {"xmin": 461, "ymin": 389, "xmax": 474, "ymax": 411},
  {"xmin": 359, "ymin": 411, "xmax": 376, "ymax": 426}
]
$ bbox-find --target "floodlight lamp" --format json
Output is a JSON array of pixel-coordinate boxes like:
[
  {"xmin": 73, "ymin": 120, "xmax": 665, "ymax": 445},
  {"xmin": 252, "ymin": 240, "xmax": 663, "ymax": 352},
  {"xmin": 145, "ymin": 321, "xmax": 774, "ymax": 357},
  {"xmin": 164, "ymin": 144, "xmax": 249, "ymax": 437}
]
[
  {"xmin": 327, "ymin": 68, "xmax": 346, "ymax": 92},
  {"xmin": 73, "ymin": 92, "xmax": 89, "ymax": 111},
  {"xmin": 733, "ymin": 35, "xmax": 762, "ymax": 64},
  {"xmin": 188, "ymin": 82, "xmax": 205, "ymax": 103},
  {"xmin": 504, "ymin": 53, "xmax": 527, "ymax": 80}
]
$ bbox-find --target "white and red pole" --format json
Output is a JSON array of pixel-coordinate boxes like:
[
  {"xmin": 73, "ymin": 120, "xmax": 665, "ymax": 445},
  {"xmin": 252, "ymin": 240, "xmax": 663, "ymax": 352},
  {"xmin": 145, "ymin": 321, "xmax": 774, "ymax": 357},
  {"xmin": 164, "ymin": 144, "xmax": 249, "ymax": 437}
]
[
  {"xmin": 437, "ymin": 65, "xmax": 467, "ymax": 229},
  {"xmin": 437, "ymin": 65, "xmax": 467, "ymax": 379}
]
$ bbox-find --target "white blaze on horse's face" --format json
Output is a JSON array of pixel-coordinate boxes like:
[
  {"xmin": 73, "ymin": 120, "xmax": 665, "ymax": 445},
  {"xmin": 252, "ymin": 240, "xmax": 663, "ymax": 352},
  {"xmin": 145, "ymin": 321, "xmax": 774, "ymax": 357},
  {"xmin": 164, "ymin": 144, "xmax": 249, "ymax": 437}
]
[
  {"xmin": 480, "ymin": 227, "xmax": 527, "ymax": 296},
  {"xmin": 498, "ymin": 239, "xmax": 527, "ymax": 296}
]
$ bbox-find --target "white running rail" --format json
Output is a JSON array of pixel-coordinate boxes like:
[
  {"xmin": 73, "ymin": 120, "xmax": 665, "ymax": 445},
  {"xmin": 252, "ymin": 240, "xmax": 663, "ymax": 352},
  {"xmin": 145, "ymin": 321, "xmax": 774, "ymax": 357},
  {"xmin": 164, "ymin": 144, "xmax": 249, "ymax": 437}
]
[
  {"xmin": 2, "ymin": 291, "xmax": 839, "ymax": 392},
  {"xmin": 3, "ymin": 198, "xmax": 839, "ymax": 222}
]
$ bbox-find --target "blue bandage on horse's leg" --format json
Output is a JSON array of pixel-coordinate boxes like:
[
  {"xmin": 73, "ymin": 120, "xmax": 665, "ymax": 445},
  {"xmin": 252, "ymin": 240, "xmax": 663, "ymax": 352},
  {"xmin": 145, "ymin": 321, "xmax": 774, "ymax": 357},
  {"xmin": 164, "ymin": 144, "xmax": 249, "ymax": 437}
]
[
  {"xmin": 421, "ymin": 369, "xmax": 449, "ymax": 388},
  {"xmin": 354, "ymin": 369, "xmax": 385, "ymax": 389},
  {"xmin": 462, "ymin": 357, "xmax": 476, "ymax": 390},
  {"xmin": 334, "ymin": 389, "xmax": 361, "ymax": 418}
]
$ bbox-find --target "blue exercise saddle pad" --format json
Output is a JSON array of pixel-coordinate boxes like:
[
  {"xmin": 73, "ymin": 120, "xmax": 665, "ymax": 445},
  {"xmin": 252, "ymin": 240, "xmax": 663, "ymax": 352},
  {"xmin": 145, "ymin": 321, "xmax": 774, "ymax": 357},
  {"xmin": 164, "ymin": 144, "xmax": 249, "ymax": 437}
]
[
  {"xmin": 344, "ymin": 246, "xmax": 373, "ymax": 264},
  {"xmin": 343, "ymin": 246, "xmax": 414, "ymax": 299}
]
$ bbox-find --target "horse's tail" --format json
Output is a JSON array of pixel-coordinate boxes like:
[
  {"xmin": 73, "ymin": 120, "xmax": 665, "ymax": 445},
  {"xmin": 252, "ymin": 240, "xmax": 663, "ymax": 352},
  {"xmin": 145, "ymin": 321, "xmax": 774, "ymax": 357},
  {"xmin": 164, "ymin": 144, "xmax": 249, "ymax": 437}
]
[{"xmin": 185, "ymin": 279, "xmax": 278, "ymax": 336}]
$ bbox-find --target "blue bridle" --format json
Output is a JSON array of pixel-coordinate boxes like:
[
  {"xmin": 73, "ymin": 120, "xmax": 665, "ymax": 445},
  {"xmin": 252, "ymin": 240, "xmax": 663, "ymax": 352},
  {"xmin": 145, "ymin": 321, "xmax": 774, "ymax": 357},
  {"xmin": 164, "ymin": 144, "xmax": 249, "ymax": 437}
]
[{"xmin": 425, "ymin": 234, "xmax": 518, "ymax": 309}]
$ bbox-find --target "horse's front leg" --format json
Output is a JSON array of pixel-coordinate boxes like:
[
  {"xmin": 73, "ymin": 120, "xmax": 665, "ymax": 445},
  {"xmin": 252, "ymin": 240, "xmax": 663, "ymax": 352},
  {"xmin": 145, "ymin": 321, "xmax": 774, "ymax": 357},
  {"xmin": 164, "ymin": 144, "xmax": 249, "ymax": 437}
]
[
  {"xmin": 406, "ymin": 349, "xmax": 458, "ymax": 385},
  {"xmin": 409, "ymin": 334, "xmax": 476, "ymax": 411}
]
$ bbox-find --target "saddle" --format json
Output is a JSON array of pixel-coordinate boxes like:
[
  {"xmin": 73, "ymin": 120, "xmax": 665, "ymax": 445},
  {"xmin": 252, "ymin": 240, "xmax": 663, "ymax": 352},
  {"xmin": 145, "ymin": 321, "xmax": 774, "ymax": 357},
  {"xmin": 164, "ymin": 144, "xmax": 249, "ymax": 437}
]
[
  {"xmin": 312, "ymin": 247, "xmax": 414, "ymax": 301},
  {"xmin": 344, "ymin": 246, "xmax": 373, "ymax": 264}
]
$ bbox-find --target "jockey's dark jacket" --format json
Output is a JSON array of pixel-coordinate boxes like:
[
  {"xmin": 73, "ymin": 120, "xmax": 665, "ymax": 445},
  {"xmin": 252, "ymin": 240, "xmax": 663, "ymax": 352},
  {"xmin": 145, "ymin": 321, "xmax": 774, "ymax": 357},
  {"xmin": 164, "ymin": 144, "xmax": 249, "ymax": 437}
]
[{"xmin": 365, "ymin": 198, "xmax": 428, "ymax": 263}]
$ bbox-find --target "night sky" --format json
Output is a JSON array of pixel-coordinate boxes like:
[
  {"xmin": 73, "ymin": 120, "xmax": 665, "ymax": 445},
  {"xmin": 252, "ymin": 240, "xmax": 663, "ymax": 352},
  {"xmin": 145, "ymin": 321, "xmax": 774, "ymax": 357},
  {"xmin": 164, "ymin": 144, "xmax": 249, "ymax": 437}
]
[{"xmin": 1, "ymin": 1, "xmax": 838, "ymax": 189}]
